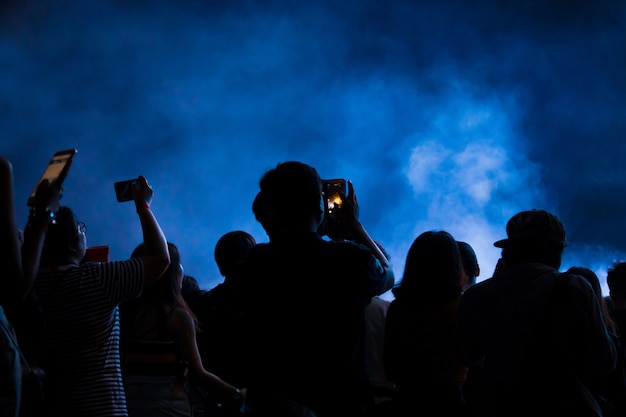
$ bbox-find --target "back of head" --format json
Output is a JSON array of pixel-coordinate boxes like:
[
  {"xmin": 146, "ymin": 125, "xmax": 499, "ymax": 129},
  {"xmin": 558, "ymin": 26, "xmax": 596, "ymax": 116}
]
[
  {"xmin": 607, "ymin": 262, "xmax": 626, "ymax": 300},
  {"xmin": 495, "ymin": 209, "xmax": 566, "ymax": 269},
  {"xmin": 214, "ymin": 230, "xmax": 256, "ymax": 277},
  {"xmin": 457, "ymin": 241, "xmax": 479, "ymax": 288},
  {"xmin": 41, "ymin": 206, "xmax": 81, "ymax": 267},
  {"xmin": 181, "ymin": 275, "xmax": 201, "ymax": 297},
  {"xmin": 393, "ymin": 230, "xmax": 463, "ymax": 300},
  {"xmin": 567, "ymin": 266, "xmax": 617, "ymax": 335},
  {"xmin": 254, "ymin": 161, "xmax": 323, "ymax": 235},
  {"xmin": 566, "ymin": 266, "xmax": 602, "ymax": 298},
  {"xmin": 132, "ymin": 242, "xmax": 183, "ymax": 304}
]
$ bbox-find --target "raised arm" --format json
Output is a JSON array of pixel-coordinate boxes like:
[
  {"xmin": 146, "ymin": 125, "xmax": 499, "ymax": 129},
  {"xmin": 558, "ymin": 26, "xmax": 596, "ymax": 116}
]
[
  {"xmin": 1, "ymin": 156, "xmax": 61, "ymax": 304},
  {"xmin": 131, "ymin": 176, "xmax": 170, "ymax": 287},
  {"xmin": 342, "ymin": 180, "xmax": 395, "ymax": 292},
  {"xmin": 0, "ymin": 156, "xmax": 24, "ymax": 304}
]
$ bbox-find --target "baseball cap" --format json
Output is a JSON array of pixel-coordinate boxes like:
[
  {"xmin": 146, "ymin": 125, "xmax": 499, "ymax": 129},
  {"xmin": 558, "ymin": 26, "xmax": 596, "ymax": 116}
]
[{"xmin": 494, "ymin": 209, "xmax": 566, "ymax": 248}]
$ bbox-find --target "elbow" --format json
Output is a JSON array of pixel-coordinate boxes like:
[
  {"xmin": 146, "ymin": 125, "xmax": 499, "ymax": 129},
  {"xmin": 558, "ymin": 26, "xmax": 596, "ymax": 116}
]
[{"xmin": 158, "ymin": 253, "xmax": 171, "ymax": 276}]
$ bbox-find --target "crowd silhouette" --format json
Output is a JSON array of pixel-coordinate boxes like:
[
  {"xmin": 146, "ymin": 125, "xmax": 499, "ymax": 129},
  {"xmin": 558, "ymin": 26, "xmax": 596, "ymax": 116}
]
[{"xmin": 2, "ymin": 156, "xmax": 626, "ymax": 417}]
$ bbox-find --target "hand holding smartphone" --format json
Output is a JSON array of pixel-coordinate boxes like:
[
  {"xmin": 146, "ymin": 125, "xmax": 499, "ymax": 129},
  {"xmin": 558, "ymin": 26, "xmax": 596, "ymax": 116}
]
[
  {"xmin": 321, "ymin": 178, "xmax": 352, "ymax": 240},
  {"xmin": 114, "ymin": 179, "xmax": 140, "ymax": 202},
  {"xmin": 27, "ymin": 149, "xmax": 77, "ymax": 207}
]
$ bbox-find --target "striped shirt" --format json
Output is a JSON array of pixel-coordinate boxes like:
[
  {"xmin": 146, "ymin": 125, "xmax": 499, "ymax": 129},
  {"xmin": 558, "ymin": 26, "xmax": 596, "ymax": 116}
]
[{"xmin": 34, "ymin": 259, "xmax": 144, "ymax": 417}]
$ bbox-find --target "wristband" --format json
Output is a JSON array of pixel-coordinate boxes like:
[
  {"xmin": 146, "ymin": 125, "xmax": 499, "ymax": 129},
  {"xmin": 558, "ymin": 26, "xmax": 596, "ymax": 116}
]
[
  {"xmin": 136, "ymin": 203, "xmax": 151, "ymax": 213},
  {"xmin": 26, "ymin": 207, "xmax": 55, "ymax": 232}
]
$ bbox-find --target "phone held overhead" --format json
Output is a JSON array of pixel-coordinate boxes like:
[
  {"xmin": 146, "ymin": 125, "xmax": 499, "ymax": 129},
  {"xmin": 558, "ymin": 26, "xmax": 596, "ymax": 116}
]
[
  {"xmin": 27, "ymin": 148, "xmax": 77, "ymax": 207},
  {"xmin": 321, "ymin": 178, "xmax": 352, "ymax": 240},
  {"xmin": 114, "ymin": 178, "xmax": 140, "ymax": 202}
]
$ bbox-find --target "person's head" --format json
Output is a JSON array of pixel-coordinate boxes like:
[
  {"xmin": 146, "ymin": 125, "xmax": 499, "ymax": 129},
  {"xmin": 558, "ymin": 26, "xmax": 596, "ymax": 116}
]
[
  {"xmin": 567, "ymin": 266, "xmax": 601, "ymax": 298},
  {"xmin": 253, "ymin": 161, "xmax": 324, "ymax": 237},
  {"xmin": 393, "ymin": 230, "xmax": 463, "ymax": 300},
  {"xmin": 457, "ymin": 241, "xmax": 480, "ymax": 291},
  {"xmin": 567, "ymin": 266, "xmax": 617, "ymax": 335},
  {"xmin": 214, "ymin": 230, "xmax": 256, "ymax": 278},
  {"xmin": 495, "ymin": 209, "xmax": 566, "ymax": 269},
  {"xmin": 181, "ymin": 274, "xmax": 205, "ymax": 310},
  {"xmin": 131, "ymin": 242, "xmax": 185, "ymax": 305},
  {"xmin": 40, "ymin": 206, "xmax": 87, "ymax": 267},
  {"xmin": 607, "ymin": 261, "xmax": 626, "ymax": 305}
]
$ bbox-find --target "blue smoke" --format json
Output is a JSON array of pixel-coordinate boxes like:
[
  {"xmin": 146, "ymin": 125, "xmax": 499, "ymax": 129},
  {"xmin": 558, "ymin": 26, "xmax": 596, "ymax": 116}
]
[{"xmin": 2, "ymin": 0, "xmax": 625, "ymax": 298}]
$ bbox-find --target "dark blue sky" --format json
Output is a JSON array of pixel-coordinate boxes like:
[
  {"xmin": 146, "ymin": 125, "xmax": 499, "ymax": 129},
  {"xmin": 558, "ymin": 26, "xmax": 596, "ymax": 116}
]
[{"xmin": 2, "ymin": 0, "xmax": 625, "ymax": 298}]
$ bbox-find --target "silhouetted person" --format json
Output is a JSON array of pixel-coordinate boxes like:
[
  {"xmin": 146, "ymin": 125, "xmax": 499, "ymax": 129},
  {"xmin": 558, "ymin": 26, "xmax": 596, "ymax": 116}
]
[
  {"xmin": 32, "ymin": 176, "xmax": 171, "ymax": 417},
  {"xmin": 121, "ymin": 242, "xmax": 245, "ymax": 417},
  {"xmin": 1, "ymin": 156, "xmax": 61, "ymax": 417},
  {"xmin": 455, "ymin": 241, "xmax": 483, "ymax": 417},
  {"xmin": 362, "ymin": 242, "xmax": 395, "ymax": 417},
  {"xmin": 607, "ymin": 262, "xmax": 626, "ymax": 359},
  {"xmin": 567, "ymin": 266, "xmax": 626, "ymax": 416},
  {"xmin": 457, "ymin": 209, "xmax": 617, "ymax": 417},
  {"xmin": 192, "ymin": 230, "xmax": 257, "ymax": 416},
  {"xmin": 457, "ymin": 241, "xmax": 480, "ymax": 292},
  {"xmin": 385, "ymin": 230, "xmax": 467, "ymax": 417},
  {"xmin": 235, "ymin": 161, "xmax": 394, "ymax": 417}
]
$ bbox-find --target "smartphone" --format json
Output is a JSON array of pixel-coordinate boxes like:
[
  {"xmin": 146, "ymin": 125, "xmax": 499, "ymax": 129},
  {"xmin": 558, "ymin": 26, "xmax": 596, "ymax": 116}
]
[
  {"xmin": 27, "ymin": 148, "xmax": 77, "ymax": 207},
  {"xmin": 114, "ymin": 179, "xmax": 139, "ymax": 202},
  {"xmin": 321, "ymin": 178, "xmax": 351, "ymax": 240}
]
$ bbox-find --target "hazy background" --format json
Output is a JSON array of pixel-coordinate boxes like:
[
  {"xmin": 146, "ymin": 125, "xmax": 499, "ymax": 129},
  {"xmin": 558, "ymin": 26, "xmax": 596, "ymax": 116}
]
[{"xmin": 2, "ymin": 0, "xmax": 625, "ymax": 299}]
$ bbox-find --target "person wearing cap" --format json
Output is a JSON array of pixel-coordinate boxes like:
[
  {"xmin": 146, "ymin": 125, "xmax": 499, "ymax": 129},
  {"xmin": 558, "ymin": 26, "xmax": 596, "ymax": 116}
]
[{"xmin": 456, "ymin": 209, "xmax": 617, "ymax": 417}]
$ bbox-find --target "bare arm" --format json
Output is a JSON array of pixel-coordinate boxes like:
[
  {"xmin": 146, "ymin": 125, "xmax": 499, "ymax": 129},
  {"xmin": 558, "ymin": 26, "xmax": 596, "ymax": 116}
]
[
  {"xmin": 131, "ymin": 176, "xmax": 170, "ymax": 287},
  {"xmin": 1, "ymin": 157, "xmax": 61, "ymax": 303},
  {"xmin": 0, "ymin": 156, "xmax": 23, "ymax": 304},
  {"xmin": 170, "ymin": 308, "xmax": 245, "ymax": 407},
  {"xmin": 341, "ymin": 180, "xmax": 395, "ymax": 292}
]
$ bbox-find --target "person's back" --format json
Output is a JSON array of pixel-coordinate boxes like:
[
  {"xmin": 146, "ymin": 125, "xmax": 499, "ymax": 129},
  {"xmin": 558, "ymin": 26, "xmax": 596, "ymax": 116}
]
[
  {"xmin": 121, "ymin": 242, "xmax": 245, "ymax": 417},
  {"xmin": 457, "ymin": 209, "xmax": 617, "ymax": 417},
  {"xmin": 567, "ymin": 266, "xmax": 626, "ymax": 416},
  {"xmin": 608, "ymin": 262, "xmax": 626, "ymax": 360},
  {"xmin": 33, "ymin": 176, "xmax": 170, "ymax": 417},
  {"xmin": 363, "ymin": 294, "xmax": 395, "ymax": 417},
  {"xmin": 236, "ymin": 161, "xmax": 394, "ymax": 417},
  {"xmin": 1, "ymin": 156, "xmax": 62, "ymax": 417},
  {"xmin": 384, "ymin": 230, "xmax": 467, "ymax": 417},
  {"xmin": 455, "ymin": 240, "xmax": 484, "ymax": 416},
  {"xmin": 196, "ymin": 230, "xmax": 256, "ymax": 390}
]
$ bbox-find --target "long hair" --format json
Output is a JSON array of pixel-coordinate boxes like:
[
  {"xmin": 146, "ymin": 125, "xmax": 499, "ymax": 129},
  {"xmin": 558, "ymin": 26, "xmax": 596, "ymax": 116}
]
[
  {"xmin": 393, "ymin": 230, "xmax": 463, "ymax": 302},
  {"xmin": 567, "ymin": 266, "xmax": 618, "ymax": 336},
  {"xmin": 40, "ymin": 206, "xmax": 81, "ymax": 267},
  {"xmin": 125, "ymin": 242, "xmax": 198, "ymax": 331}
]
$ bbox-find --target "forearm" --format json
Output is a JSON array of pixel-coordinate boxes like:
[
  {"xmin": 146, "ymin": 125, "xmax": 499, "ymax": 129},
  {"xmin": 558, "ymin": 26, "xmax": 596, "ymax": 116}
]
[
  {"xmin": 135, "ymin": 203, "xmax": 169, "ymax": 286},
  {"xmin": 19, "ymin": 221, "xmax": 47, "ymax": 299},
  {"xmin": 1, "ymin": 157, "xmax": 26, "ymax": 303},
  {"xmin": 349, "ymin": 221, "xmax": 390, "ymax": 268}
]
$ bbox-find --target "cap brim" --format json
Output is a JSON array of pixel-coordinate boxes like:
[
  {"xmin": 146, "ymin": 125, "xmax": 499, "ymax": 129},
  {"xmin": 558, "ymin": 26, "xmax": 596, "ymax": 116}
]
[{"xmin": 493, "ymin": 239, "xmax": 508, "ymax": 248}]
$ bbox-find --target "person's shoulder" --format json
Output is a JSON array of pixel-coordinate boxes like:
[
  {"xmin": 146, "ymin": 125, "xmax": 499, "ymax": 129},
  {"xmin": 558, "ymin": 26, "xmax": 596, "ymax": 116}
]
[
  {"xmin": 367, "ymin": 295, "xmax": 391, "ymax": 312},
  {"xmin": 324, "ymin": 239, "xmax": 378, "ymax": 261},
  {"xmin": 460, "ymin": 275, "xmax": 509, "ymax": 304},
  {"xmin": 169, "ymin": 305, "xmax": 194, "ymax": 327},
  {"xmin": 558, "ymin": 271, "xmax": 597, "ymax": 298}
]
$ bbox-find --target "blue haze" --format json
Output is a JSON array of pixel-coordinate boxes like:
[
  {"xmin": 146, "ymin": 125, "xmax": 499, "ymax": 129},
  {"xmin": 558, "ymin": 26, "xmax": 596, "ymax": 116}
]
[{"xmin": 2, "ymin": 0, "xmax": 625, "ymax": 298}]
